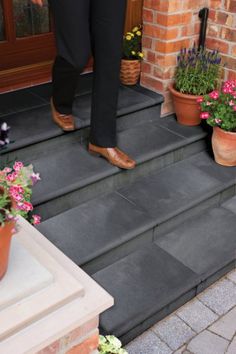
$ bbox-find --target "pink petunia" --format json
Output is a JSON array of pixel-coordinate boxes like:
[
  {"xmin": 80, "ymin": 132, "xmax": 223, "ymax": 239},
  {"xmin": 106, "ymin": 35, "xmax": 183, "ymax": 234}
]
[
  {"xmin": 13, "ymin": 161, "xmax": 24, "ymax": 172},
  {"xmin": 17, "ymin": 201, "xmax": 33, "ymax": 212},
  {"xmin": 32, "ymin": 214, "xmax": 41, "ymax": 225},
  {"xmin": 200, "ymin": 112, "xmax": 210, "ymax": 119},
  {"xmin": 6, "ymin": 172, "xmax": 18, "ymax": 182},
  {"xmin": 3, "ymin": 167, "xmax": 12, "ymax": 173},
  {"xmin": 209, "ymin": 91, "xmax": 219, "ymax": 100},
  {"xmin": 196, "ymin": 97, "xmax": 204, "ymax": 103},
  {"xmin": 233, "ymin": 105, "xmax": 236, "ymax": 111}
]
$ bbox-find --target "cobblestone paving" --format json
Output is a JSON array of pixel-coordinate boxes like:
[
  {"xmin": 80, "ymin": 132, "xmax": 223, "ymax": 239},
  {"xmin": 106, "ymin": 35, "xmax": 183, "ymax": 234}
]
[{"xmin": 125, "ymin": 269, "xmax": 236, "ymax": 354}]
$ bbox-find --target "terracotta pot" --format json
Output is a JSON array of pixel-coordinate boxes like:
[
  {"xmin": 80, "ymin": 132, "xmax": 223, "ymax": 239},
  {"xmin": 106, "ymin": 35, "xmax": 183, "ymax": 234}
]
[
  {"xmin": 0, "ymin": 187, "xmax": 15, "ymax": 280},
  {"xmin": 212, "ymin": 126, "xmax": 236, "ymax": 166},
  {"xmin": 169, "ymin": 83, "xmax": 202, "ymax": 126},
  {"xmin": 120, "ymin": 59, "xmax": 141, "ymax": 85}
]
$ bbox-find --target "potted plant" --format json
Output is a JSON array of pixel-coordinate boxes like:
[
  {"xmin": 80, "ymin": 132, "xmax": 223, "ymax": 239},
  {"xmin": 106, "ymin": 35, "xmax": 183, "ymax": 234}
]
[
  {"xmin": 0, "ymin": 161, "xmax": 41, "ymax": 280},
  {"xmin": 120, "ymin": 24, "xmax": 144, "ymax": 85},
  {"xmin": 98, "ymin": 335, "xmax": 128, "ymax": 354},
  {"xmin": 169, "ymin": 45, "xmax": 222, "ymax": 126},
  {"xmin": 199, "ymin": 79, "xmax": 236, "ymax": 166}
]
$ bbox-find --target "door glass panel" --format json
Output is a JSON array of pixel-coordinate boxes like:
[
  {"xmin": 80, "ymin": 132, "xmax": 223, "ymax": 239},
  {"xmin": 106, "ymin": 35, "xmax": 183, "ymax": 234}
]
[
  {"xmin": 13, "ymin": 0, "xmax": 50, "ymax": 38},
  {"xmin": 0, "ymin": 0, "xmax": 5, "ymax": 41}
]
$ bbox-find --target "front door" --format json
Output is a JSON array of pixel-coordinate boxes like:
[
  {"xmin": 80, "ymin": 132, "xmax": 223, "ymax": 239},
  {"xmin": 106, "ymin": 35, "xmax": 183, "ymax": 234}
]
[{"xmin": 0, "ymin": 0, "xmax": 143, "ymax": 92}]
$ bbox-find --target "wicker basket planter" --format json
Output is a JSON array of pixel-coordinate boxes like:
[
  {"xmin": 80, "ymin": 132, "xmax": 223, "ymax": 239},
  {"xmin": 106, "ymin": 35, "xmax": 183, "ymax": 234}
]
[{"xmin": 120, "ymin": 59, "xmax": 141, "ymax": 85}]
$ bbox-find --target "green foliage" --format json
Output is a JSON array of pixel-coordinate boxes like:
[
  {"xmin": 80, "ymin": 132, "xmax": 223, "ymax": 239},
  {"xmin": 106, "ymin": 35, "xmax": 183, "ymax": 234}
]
[
  {"xmin": 98, "ymin": 335, "xmax": 128, "ymax": 354},
  {"xmin": 122, "ymin": 24, "xmax": 144, "ymax": 60},
  {"xmin": 174, "ymin": 45, "xmax": 222, "ymax": 95}
]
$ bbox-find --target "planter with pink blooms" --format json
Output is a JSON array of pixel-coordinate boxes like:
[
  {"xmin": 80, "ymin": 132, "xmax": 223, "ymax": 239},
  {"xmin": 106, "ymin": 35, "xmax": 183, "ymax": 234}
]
[
  {"xmin": 199, "ymin": 80, "xmax": 236, "ymax": 166},
  {"xmin": 0, "ymin": 162, "xmax": 41, "ymax": 280}
]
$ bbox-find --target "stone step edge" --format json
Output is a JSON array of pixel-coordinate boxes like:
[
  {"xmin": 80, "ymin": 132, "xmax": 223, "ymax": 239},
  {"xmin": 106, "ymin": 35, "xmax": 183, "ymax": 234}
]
[{"xmin": 81, "ymin": 181, "xmax": 236, "ymax": 272}]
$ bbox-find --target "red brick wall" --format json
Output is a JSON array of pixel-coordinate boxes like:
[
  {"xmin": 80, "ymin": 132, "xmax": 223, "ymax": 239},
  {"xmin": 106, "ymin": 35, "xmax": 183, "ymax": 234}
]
[
  {"xmin": 140, "ymin": 0, "xmax": 236, "ymax": 115},
  {"xmin": 207, "ymin": 0, "xmax": 236, "ymax": 81},
  {"xmin": 37, "ymin": 317, "xmax": 99, "ymax": 354}
]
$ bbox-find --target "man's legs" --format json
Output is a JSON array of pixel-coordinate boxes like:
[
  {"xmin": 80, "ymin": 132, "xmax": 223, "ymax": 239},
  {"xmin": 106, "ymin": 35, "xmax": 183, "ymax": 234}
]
[
  {"xmin": 89, "ymin": 0, "xmax": 127, "ymax": 147},
  {"xmin": 49, "ymin": 0, "xmax": 91, "ymax": 115}
]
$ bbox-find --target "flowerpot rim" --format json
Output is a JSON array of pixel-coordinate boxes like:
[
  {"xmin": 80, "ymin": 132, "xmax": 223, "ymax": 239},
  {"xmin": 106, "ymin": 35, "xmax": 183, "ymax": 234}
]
[
  {"xmin": 168, "ymin": 82, "xmax": 203, "ymax": 99},
  {"xmin": 214, "ymin": 126, "xmax": 236, "ymax": 135},
  {"xmin": 121, "ymin": 58, "xmax": 141, "ymax": 62}
]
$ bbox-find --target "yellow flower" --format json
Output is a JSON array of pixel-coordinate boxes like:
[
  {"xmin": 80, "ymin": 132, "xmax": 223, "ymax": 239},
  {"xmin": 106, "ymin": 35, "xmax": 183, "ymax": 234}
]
[
  {"xmin": 136, "ymin": 31, "xmax": 142, "ymax": 36},
  {"xmin": 127, "ymin": 32, "xmax": 134, "ymax": 37},
  {"xmin": 131, "ymin": 51, "xmax": 136, "ymax": 55},
  {"xmin": 126, "ymin": 35, "xmax": 132, "ymax": 40},
  {"xmin": 132, "ymin": 26, "xmax": 139, "ymax": 32},
  {"xmin": 138, "ymin": 52, "xmax": 144, "ymax": 58}
]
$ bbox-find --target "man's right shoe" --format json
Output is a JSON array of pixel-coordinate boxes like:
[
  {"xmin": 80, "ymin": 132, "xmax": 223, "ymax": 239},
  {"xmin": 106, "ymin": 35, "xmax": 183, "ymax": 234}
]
[{"xmin": 50, "ymin": 98, "xmax": 75, "ymax": 131}]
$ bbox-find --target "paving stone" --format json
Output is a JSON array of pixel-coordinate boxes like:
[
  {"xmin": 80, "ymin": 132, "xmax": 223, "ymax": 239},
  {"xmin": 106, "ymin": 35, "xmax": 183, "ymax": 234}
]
[
  {"xmin": 226, "ymin": 336, "xmax": 236, "ymax": 354},
  {"xmin": 31, "ymin": 144, "xmax": 117, "ymax": 205},
  {"xmin": 176, "ymin": 298, "xmax": 218, "ymax": 333},
  {"xmin": 125, "ymin": 330, "xmax": 172, "ymax": 354},
  {"xmin": 222, "ymin": 195, "xmax": 236, "ymax": 214},
  {"xmin": 155, "ymin": 207, "xmax": 236, "ymax": 278},
  {"xmin": 173, "ymin": 346, "xmax": 187, "ymax": 354},
  {"xmin": 118, "ymin": 152, "xmax": 225, "ymax": 221},
  {"xmin": 116, "ymin": 123, "xmax": 184, "ymax": 164},
  {"xmin": 154, "ymin": 115, "xmax": 208, "ymax": 142},
  {"xmin": 152, "ymin": 314, "xmax": 195, "ymax": 351},
  {"xmin": 37, "ymin": 192, "xmax": 154, "ymax": 266},
  {"xmin": 93, "ymin": 245, "xmax": 199, "ymax": 338},
  {"xmin": 187, "ymin": 330, "xmax": 229, "ymax": 354},
  {"xmin": 72, "ymin": 83, "xmax": 163, "ymax": 126},
  {"xmin": 227, "ymin": 269, "xmax": 236, "ymax": 284},
  {"xmin": 198, "ymin": 278, "xmax": 236, "ymax": 315},
  {"xmin": 0, "ymin": 88, "xmax": 47, "ymax": 117},
  {"xmin": 209, "ymin": 306, "xmax": 236, "ymax": 340}
]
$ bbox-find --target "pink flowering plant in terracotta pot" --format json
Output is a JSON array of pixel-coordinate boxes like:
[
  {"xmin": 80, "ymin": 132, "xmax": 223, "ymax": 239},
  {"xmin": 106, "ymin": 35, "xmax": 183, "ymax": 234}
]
[
  {"xmin": 0, "ymin": 161, "xmax": 41, "ymax": 227},
  {"xmin": 198, "ymin": 80, "xmax": 236, "ymax": 131},
  {"xmin": 198, "ymin": 80, "xmax": 236, "ymax": 166}
]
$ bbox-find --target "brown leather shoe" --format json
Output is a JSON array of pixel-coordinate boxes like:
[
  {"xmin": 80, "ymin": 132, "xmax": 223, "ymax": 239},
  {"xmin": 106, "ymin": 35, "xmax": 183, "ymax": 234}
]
[
  {"xmin": 88, "ymin": 142, "xmax": 136, "ymax": 169},
  {"xmin": 50, "ymin": 98, "xmax": 75, "ymax": 131}
]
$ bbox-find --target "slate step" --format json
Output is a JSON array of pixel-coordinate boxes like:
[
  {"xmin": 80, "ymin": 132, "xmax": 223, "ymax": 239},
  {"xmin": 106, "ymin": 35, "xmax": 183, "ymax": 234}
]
[
  {"xmin": 92, "ymin": 195, "xmax": 236, "ymax": 344},
  {"xmin": 0, "ymin": 80, "xmax": 163, "ymax": 156},
  {"xmin": 37, "ymin": 150, "xmax": 236, "ymax": 275},
  {"xmin": 30, "ymin": 118, "xmax": 208, "ymax": 220}
]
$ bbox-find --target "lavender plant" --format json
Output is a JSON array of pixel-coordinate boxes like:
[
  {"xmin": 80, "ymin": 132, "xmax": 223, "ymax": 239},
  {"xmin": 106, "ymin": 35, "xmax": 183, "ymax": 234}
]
[{"xmin": 174, "ymin": 45, "xmax": 222, "ymax": 96}]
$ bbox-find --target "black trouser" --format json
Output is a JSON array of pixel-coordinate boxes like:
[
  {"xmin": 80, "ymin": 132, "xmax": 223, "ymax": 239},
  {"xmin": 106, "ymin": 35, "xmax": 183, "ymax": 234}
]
[{"xmin": 49, "ymin": 0, "xmax": 127, "ymax": 147}]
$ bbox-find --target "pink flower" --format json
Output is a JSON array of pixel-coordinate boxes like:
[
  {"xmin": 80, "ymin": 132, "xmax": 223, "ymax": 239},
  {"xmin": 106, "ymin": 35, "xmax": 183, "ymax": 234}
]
[
  {"xmin": 6, "ymin": 172, "xmax": 18, "ymax": 182},
  {"xmin": 32, "ymin": 214, "xmax": 41, "ymax": 225},
  {"xmin": 10, "ymin": 192, "xmax": 23, "ymax": 202},
  {"xmin": 13, "ymin": 161, "xmax": 24, "ymax": 172},
  {"xmin": 206, "ymin": 101, "xmax": 212, "ymax": 106},
  {"xmin": 17, "ymin": 201, "xmax": 33, "ymax": 212},
  {"xmin": 215, "ymin": 118, "xmax": 222, "ymax": 124},
  {"xmin": 3, "ymin": 167, "xmax": 12, "ymax": 173},
  {"xmin": 233, "ymin": 105, "xmax": 236, "ymax": 111},
  {"xmin": 209, "ymin": 90, "xmax": 219, "ymax": 100},
  {"xmin": 9, "ymin": 185, "xmax": 24, "ymax": 194},
  {"xmin": 196, "ymin": 97, "xmax": 204, "ymax": 103},
  {"xmin": 229, "ymin": 100, "xmax": 235, "ymax": 106},
  {"xmin": 31, "ymin": 172, "xmax": 41, "ymax": 185},
  {"xmin": 200, "ymin": 112, "xmax": 210, "ymax": 119}
]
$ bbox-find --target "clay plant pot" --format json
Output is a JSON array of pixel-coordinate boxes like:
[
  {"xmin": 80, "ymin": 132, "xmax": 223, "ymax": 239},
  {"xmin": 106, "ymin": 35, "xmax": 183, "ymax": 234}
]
[
  {"xmin": 212, "ymin": 126, "xmax": 236, "ymax": 166},
  {"xmin": 169, "ymin": 83, "xmax": 202, "ymax": 126},
  {"xmin": 120, "ymin": 58, "xmax": 141, "ymax": 85},
  {"xmin": 0, "ymin": 187, "xmax": 16, "ymax": 280}
]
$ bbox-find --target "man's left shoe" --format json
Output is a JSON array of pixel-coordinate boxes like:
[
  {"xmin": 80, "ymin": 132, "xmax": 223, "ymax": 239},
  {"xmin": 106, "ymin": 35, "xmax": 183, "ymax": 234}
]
[{"xmin": 88, "ymin": 142, "xmax": 136, "ymax": 170}]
